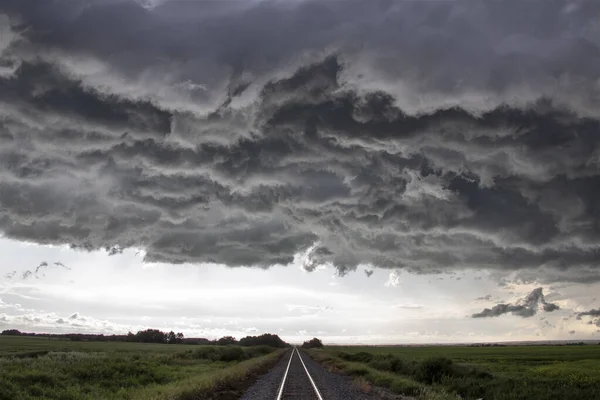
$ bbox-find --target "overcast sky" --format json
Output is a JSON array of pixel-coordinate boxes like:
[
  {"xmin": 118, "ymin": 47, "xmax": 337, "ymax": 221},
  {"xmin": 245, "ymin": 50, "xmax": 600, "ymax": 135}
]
[{"xmin": 1, "ymin": 0, "xmax": 600, "ymax": 344}]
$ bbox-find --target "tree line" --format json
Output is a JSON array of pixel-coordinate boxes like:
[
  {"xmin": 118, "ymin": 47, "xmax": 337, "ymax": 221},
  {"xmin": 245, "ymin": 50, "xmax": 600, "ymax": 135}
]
[
  {"xmin": 215, "ymin": 333, "xmax": 288, "ymax": 348},
  {"xmin": 1, "ymin": 329, "xmax": 289, "ymax": 347},
  {"xmin": 1, "ymin": 329, "xmax": 185, "ymax": 344}
]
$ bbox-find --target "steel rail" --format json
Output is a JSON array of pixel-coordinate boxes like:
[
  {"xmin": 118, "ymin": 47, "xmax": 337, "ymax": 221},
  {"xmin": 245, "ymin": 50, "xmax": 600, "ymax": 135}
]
[
  {"xmin": 275, "ymin": 347, "xmax": 295, "ymax": 400},
  {"xmin": 295, "ymin": 347, "xmax": 324, "ymax": 400}
]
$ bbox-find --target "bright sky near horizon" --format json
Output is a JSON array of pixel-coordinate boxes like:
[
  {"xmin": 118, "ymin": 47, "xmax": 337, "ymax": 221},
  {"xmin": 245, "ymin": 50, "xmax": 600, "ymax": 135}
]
[
  {"xmin": 1, "ymin": 237, "xmax": 599, "ymax": 344},
  {"xmin": 1, "ymin": 0, "xmax": 600, "ymax": 343}
]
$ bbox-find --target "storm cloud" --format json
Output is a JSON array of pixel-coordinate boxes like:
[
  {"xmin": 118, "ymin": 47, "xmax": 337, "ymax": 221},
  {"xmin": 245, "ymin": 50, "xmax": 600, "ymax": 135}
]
[
  {"xmin": 577, "ymin": 309, "xmax": 600, "ymax": 318},
  {"xmin": 576, "ymin": 308, "xmax": 600, "ymax": 327},
  {"xmin": 472, "ymin": 288, "xmax": 559, "ymax": 318},
  {"xmin": 1, "ymin": 1, "xmax": 600, "ymax": 279}
]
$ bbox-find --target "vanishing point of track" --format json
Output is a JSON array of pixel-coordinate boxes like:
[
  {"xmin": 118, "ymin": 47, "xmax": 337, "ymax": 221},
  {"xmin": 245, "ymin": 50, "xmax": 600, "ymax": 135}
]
[{"xmin": 276, "ymin": 347, "xmax": 324, "ymax": 400}]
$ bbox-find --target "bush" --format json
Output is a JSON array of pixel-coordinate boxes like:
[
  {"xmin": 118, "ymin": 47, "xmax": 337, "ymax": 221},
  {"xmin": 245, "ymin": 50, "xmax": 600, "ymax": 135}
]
[
  {"xmin": 243, "ymin": 345, "xmax": 273, "ymax": 359},
  {"xmin": 301, "ymin": 338, "xmax": 323, "ymax": 349},
  {"xmin": 182, "ymin": 346, "xmax": 252, "ymax": 362},
  {"xmin": 219, "ymin": 347, "xmax": 246, "ymax": 362},
  {"xmin": 368, "ymin": 354, "xmax": 403, "ymax": 373},
  {"xmin": 454, "ymin": 364, "xmax": 493, "ymax": 380},
  {"xmin": 339, "ymin": 351, "xmax": 373, "ymax": 363},
  {"xmin": 180, "ymin": 345, "xmax": 279, "ymax": 364},
  {"xmin": 216, "ymin": 336, "xmax": 238, "ymax": 346},
  {"xmin": 416, "ymin": 357, "xmax": 454, "ymax": 384},
  {"xmin": 185, "ymin": 347, "xmax": 223, "ymax": 362}
]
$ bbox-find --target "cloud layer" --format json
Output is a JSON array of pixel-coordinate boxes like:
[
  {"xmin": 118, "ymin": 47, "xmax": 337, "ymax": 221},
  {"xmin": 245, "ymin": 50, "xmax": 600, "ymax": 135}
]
[{"xmin": 1, "ymin": 1, "xmax": 600, "ymax": 279}]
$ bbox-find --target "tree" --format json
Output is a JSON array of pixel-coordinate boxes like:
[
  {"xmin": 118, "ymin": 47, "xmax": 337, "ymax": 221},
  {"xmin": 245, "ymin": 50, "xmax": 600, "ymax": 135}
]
[
  {"xmin": 239, "ymin": 333, "xmax": 288, "ymax": 348},
  {"xmin": 135, "ymin": 329, "xmax": 168, "ymax": 343},
  {"xmin": 166, "ymin": 331, "xmax": 184, "ymax": 344},
  {"xmin": 216, "ymin": 336, "xmax": 238, "ymax": 345},
  {"xmin": 301, "ymin": 337, "xmax": 323, "ymax": 349},
  {"xmin": 1, "ymin": 329, "xmax": 22, "ymax": 336},
  {"xmin": 167, "ymin": 331, "xmax": 176, "ymax": 344}
]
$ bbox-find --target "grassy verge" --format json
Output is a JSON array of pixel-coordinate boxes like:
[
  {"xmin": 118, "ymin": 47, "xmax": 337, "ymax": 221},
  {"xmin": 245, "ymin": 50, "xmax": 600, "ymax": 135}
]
[
  {"xmin": 307, "ymin": 349, "xmax": 425, "ymax": 397},
  {"xmin": 132, "ymin": 349, "xmax": 285, "ymax": 400},
  {"xmin": 0, "ymin": 336, "xmax": 285, "ymax": 400},
  {"xmin": 307, "ymin": 345, "xmax": 600, "ymax": 400}
]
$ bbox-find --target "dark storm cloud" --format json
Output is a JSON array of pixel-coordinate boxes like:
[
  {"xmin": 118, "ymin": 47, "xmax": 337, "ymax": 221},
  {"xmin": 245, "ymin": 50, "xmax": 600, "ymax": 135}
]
[
  {"xmin": 577, "ymin": 309, "xmax": 600, "ymax": 318},
  {"xmin": 1, "ymin": 1, "xmax": 600, "ymax": 278},
  {"xmin": 472, "ymin": 288, "xmax": 559, "ymax": 318},
  {"xmin": 576, "ymin": 309, "xmax": 600, "ymax": 326}
]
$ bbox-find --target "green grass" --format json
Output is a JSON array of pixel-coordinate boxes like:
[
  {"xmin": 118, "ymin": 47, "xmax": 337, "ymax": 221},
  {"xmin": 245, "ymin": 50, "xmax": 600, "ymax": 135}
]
[
  {"xmin": 0, "ymin": 336, "xmax": 284, "ymax": 400},
  {"xmin": 308, "ymin": 345, "xmax": 600, "ymax": 400},
  {"xmin": 0, "ymin": 336, "xmax": 198, "ymax": 356}
]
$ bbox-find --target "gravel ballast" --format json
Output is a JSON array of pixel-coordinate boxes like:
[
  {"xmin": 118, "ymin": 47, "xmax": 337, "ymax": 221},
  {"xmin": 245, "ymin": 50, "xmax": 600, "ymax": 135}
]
[
  {"xmin": 295, "ymin": 348, "xmax": 379, "ymax": 400},
  {"xmin": 240, "ymin": 348, "xmax": 292, "ymax": 400},
  {"xmin": 240, "ymin": 347, "xmax": 382, "ymax": 400}
]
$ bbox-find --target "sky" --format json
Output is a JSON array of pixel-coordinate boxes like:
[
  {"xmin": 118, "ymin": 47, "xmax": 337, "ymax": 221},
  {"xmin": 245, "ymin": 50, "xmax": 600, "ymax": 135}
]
[{"xmin": 1, "ymin": 0, "xmax": 600, "ymax": 344}]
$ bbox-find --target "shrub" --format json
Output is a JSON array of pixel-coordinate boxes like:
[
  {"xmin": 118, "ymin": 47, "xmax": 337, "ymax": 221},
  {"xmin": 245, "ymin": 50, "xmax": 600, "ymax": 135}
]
[
  {"xmin": 368, "ymin": 354, "xmax": 403, "ymax": 373},
  {"xmin": 219, "ymin": 346, "xmax": 246, "ymax": 362},
  {"xmin": 301, "ymin": 338, "xmax": 323, "ymax": 349},
  {"xmin": 216, "ymin": 336, "xmax": 238, "ymax": 346},
  {"xmin": 416, "ymin": 357, "xmax": 454, "ymax": 384},
  {"xmin": 454, "ymin": 364, "xmax": 493, "ymax": 380},
  {"xmin": 339, "ymin": 351, "xmax": 373, "ymax": 363},
  {"xmin": 243, "ymin": 345, "xmax": 273, "ymax": 358},
  {"xmin": 185, "ymin": 347, "xmax": 223, "ymax": 362},
  {"xmin": 183, "ymin": 346, "xmax": 252, "ymax": 362}
]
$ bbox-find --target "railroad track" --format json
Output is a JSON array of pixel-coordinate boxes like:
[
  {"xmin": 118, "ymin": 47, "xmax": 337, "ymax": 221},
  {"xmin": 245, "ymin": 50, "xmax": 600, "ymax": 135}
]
[{"xmin": 276, "ymin": 347, "xmax": 324, "ymax": 400}]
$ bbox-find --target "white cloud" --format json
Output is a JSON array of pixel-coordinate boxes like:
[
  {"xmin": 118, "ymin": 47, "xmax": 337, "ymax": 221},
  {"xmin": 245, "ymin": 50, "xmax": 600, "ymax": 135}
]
[
  {"xmin": 395, "ymin": 303, "xmax": 425, "ymax": 310},
  {"xmin": 385, "ymin": 270, "xmax": 402, "ymax": 287}
]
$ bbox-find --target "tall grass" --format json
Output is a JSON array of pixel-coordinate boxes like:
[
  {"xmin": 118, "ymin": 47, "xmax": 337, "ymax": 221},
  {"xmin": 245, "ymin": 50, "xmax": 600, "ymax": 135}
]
[
  {"xmin": 132, "ymin": 350, "xmax": 284, "ymax": 400},
  {"xmin": 308, "ymin": 345, "xmax": 600, "ymax": 400},
  {"xmin": 0, "ymin": 337, "xmax": 284, "ymax": 400}
]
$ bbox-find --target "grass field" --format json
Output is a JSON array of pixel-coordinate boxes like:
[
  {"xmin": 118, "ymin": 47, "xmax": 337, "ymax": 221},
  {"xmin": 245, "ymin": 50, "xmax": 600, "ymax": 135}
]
[
  {"xmin": 308, "ymin": 345, "xmax": 600, "ymax": 400},
  {"xmin": 0, "ymin": 336, "xmax": 284, "ymax": 400}
]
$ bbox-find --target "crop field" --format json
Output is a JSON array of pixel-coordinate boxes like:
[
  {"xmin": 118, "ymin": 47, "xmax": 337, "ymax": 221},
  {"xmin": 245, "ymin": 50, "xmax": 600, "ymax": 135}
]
[
  {"xmin": 308, "ymin": 344, "xmax": 600, "ymax": 400},
  {"xmin": 0, "ymin": 336, "xmax": 284, "ymax": 400}
]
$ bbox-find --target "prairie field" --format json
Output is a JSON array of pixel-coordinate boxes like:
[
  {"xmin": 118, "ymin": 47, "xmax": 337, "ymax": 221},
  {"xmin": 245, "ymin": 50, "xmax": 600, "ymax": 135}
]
[
  {"xmin": 0, "ymin": 336, "xmax": 284, "ymax": 400},
  {"xmin": 308, "ymin": 344, "xmax": 600, "ymax": 400}
]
